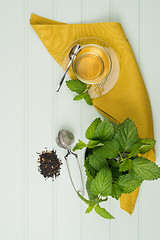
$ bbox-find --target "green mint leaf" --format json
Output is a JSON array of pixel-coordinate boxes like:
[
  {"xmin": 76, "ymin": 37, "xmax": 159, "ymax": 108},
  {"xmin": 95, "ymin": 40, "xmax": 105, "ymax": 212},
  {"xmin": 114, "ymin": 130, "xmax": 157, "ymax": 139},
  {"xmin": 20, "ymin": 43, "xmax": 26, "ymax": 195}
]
[
  {"xmin": 132, "ymin": 157, "xmax": 160, "ymax": 181},
  {"xmin": 111, "ymin": 183, "xmax": 122, "ymax": 200},
  {"xmin": 117, "ymin": 173, "xmax": 142, "ymax": 194},
  {"xmin": 73, "ymin": 92, "xmax": 86, "ymax": 101},
  {"xmin": 128, "ymin": 142, "xmax": 141, "ymax": 157},
  {"xmin": 85, "ymin": 205, "xmax": 94, "ymax": 213},
  {"xmin": 86, "ymin": 179, "xmax": 98, "ymax": 200},
  {"xmin": 84, "ymin": 92, "xmax": 92, "ymax": 105},
  {"xmin": 89, "ymin": 152, "xmax": 108, "ymax": 171},
  {"xmin": 115, "ymin": 118, "xmax": 138, "ymax": 152},
  {"xmin": 84, "ymin": 156, "xmax": 97, "ymax": 179},
  {"xmin": 90, "ymin": 167, "xmax": 112, "ymax": 197},
  {"xmin": 93, "ymin": 138, "xmax": 119, "ymax": 160},
  {"xmin": 139, "ymin": 138, "xmax": 156, "ymax": 154},
  {"xmin": 95, "ymin": 205, "xmax": 115, "ymax": 219},
  {"xmin": 92, "ymin": 119, "xmax": 114, "ymax": 141},
  {"xmin": 73, "ymin": 139, "xmax": 87, "ymax": 151},
  {"xmin": 85, "ymin": 118, "xmax": 102, "ymax": 140},
  {"xmin": 119, "ymin": 158, "xmax": 133, "ymax": 172},
  {"xmin": 66, "ymin": 79, "xmax": 87, "ymax": 94},
  {"xmin": 87, "ymin": 140, "xmax": 104, "ymax": 149}
]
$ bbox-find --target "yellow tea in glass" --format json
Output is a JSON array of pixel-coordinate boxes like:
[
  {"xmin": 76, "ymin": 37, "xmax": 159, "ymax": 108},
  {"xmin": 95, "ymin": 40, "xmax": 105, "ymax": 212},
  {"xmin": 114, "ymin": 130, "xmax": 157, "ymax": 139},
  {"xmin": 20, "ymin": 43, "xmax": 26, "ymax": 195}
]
[{"xmin": 72, "ymin": 44, "xmax": 112, "ymax": 84}]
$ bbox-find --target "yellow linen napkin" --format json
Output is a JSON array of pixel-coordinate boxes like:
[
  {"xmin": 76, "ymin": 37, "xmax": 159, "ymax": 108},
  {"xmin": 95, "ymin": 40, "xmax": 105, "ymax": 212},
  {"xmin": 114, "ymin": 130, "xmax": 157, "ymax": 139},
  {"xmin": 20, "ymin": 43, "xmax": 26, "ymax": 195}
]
[{"xmin": 30, "ymin": 13, "xmax": 156, "ymax": 215}]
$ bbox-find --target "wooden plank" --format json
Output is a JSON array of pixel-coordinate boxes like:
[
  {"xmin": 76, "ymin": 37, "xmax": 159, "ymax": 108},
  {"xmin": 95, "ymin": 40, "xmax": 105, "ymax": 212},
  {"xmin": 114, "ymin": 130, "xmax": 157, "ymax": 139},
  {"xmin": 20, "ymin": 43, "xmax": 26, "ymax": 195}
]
[
  {"xmin": 51, "ymin": 2, "xmax": 58, "ymax": 240},
  {"xmin": 53, "ymin": 1, "xmax": 82, "ymax": 240},
  {"xmin": 110, "ymin": 0, "xmax": 139, "ymax": 239},
  {"xmin": 27, "ymin": 1, "xmax": 53, "ymax": 240},
  {"xmin": 81, "ymin": 1, "xmax": 111, "ymax": 240},
  {"xmin": 140, "ymin": 0, "xmax": 160, "ymax": 156},
  {"xmin": 111, "ymin": 0, "xmax": 139, "ymax": 61},
  {"xmin": 0, "ymin": 0, "xmax": 25, "ymax": 239},
  {"xmin": 82, "ymin": 0, "xmax": 111, "ymax": 23},
  {"xmin": 140, "ymin": 0, "xmax": 160, "ymax": 239},
  {"xmin": 56, "ymin": 0, "xmax": 82, "ymax": 23}
]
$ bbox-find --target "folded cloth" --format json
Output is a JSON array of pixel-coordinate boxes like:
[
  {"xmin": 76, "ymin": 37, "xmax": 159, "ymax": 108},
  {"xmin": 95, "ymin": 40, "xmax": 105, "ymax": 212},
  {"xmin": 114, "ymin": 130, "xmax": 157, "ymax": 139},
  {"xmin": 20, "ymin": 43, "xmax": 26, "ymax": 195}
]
[{"xmin": 30, "ymin": 13, "xmax": 156, "ymax": 215}]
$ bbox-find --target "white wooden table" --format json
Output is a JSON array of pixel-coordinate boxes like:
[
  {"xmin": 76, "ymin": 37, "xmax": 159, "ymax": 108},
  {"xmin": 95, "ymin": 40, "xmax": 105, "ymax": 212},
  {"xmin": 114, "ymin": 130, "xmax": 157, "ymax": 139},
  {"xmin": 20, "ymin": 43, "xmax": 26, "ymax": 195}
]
[{"xmin": 1, "ymin": 0, "xmax": 160, "ymax": 239}]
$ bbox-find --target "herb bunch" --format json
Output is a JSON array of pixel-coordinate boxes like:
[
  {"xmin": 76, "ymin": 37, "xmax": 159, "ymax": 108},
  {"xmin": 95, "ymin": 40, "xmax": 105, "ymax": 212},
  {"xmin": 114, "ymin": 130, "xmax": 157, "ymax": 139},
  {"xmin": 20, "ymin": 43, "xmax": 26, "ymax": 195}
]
[
  {"xmin": 66, "ymin": 79, "xmax": 92, "ymax": 105},
  {"xmin": 73, "ymin": 117, "xmax": 159, "ymax": 219}
]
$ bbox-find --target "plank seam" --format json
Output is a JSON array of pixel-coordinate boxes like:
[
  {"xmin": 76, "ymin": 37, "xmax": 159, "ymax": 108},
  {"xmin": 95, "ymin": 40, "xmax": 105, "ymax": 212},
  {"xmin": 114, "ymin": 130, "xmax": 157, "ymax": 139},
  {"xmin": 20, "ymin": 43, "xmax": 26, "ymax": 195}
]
[
  {"xmin": 24, "ymin": 0, "xmax": 28, "ymax": 238},
  {"xmin": 138, "ymin": 0, "xmax": 142, "ymax": 240},
  {"xmin": 52, "ymin": 1, "xmax": 58, "ymax": 240}
]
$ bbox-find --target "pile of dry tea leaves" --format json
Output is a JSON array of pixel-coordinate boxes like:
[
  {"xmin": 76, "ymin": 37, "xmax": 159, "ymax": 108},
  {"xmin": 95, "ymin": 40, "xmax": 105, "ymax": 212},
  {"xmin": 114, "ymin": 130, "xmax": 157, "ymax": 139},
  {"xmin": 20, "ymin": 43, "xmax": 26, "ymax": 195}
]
[{"xmin": 37, "ymin": 148, "xmax": 62, "ymax": 180}]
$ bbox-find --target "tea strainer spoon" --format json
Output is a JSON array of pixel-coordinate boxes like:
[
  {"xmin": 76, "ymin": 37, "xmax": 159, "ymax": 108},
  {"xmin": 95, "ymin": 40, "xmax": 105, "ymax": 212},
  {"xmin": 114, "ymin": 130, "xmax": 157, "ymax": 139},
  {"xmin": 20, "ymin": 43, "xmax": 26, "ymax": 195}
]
[
  {"xmin": 56, "ymin": 130, "xmax": 84, "ymax": 195},
  {"xmin": 56, "ymin": 44, "xmax": 81, "ymax": 92}
]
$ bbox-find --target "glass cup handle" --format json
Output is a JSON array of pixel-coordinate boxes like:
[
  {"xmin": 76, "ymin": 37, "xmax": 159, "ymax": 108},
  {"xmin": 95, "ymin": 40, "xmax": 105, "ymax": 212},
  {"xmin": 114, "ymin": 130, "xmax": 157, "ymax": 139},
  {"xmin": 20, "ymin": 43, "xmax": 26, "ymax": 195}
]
[{"xmin": 64, "ymin": 149, "xmax": 84, "ymax": 196}]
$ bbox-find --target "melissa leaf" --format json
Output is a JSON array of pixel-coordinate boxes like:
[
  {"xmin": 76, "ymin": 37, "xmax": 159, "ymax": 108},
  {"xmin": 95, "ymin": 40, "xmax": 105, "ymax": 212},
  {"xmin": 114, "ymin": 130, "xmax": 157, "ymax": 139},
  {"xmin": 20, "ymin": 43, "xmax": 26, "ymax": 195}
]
[
  {"xmin": 84, "ymin": 157, "xmax": 97, "ymax": 179},
  {"xmin": 115, "ymin": 118, "xmax": 138, "ymax": 152},
  {"xmin": 87, "ymin": 140, "xmax": 104, "ymax": 149},
  {"xmin": 92, "ymin": 119, "xmax": 114, "ymax": 141},
  {"xmin": 117, "ymin": 173, "xmax": 142, "ymax": 194},
  {"xmin": 132, "ymin": 157, "xmax": 160, "ymax": 181},
  {"xmin": 86, "ymin": 179, "xmax": 98, "ymax": 200},
  {"xmin": 84, "ymin": 92, "xmax": 92, "ymax": 105},
  {"xmin": 73, "ymin": 92, "xmax": 86, "ymax": 101},
  {"xmin": 139, "ymin": 138, "xmax": 156, "ymax": 154},
  {"xmin": 95, "ymin": 205, "xmax": 115, "ymax": 219},
  {"xmin": 111, "ymin": 183, "xmax": 122, "ymax": 200},
  {"xmin": 93, "ymin": 138, "xmax": 119, "ymax": 160},
  {"xmin": 90, "ymin": 167, "xmax": 112, "ymax": 197},
  {"xmin": 89, "ymin": 152, "xmax": 108, "ymax": 171},
  {"xmin": 119, "ymin": 158, "xmax": 133, "ymax": 172},
  {"xmin": 85, "ymin": 205, "xmax": 94, "ymax": 213},
  {"xmin": 66, "ymin": 79, "xmax": 87, "ymax": 94},
  {"xmin": 128, "ymin": 142, "xmax": 141, "ymax": 157},
  {"xmin": 85, "ymin": 118, "xmax": 102, "ymax": 140},
  {"xmin": 73, "ymin": 139, "xmax": 87, "ymax": 151}
]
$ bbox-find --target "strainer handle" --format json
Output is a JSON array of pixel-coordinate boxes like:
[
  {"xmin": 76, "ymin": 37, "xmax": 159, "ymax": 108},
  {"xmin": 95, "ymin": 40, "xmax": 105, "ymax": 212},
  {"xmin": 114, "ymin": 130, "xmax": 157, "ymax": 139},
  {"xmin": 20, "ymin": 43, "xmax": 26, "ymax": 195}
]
[{"xmin": 64, "ymin": 149, "xmax": 84, "ymax": 196}]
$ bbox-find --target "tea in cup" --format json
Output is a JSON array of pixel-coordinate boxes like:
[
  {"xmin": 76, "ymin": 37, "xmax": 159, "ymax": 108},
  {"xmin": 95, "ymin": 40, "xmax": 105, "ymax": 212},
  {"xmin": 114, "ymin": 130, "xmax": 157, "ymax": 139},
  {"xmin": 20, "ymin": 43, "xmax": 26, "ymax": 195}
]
[{"xmin": 72, "ymin": 44, "xmax": 112, "ymax": 84}]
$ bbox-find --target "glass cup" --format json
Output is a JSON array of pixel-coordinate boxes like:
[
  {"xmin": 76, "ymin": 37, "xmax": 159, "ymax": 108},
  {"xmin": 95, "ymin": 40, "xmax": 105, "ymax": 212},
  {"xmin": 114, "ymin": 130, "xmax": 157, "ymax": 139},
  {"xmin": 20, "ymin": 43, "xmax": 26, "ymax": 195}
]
[{"xmin": 72, "ymin": 44, "xmax": 112, "ymax": 85}]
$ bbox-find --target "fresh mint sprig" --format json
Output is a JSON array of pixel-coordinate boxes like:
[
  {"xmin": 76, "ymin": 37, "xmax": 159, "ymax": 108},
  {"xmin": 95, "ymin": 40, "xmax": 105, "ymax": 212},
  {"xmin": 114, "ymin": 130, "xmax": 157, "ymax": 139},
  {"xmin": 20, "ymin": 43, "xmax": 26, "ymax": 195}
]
[
  {"xmin": 66, "ymin": 79, "xmax": 92, "ymax": 105},
  {"xmin": 74, "ymin": 117, "xmax": 159, "ymax": 219}
]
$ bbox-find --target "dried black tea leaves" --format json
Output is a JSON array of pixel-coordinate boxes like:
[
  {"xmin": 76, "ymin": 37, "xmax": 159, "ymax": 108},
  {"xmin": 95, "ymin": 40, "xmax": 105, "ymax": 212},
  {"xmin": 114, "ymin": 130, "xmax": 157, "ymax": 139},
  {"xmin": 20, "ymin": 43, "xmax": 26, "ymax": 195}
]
[{"xmin": 37, "ymin": 149, "xmax": 62, "ymax": 180}]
